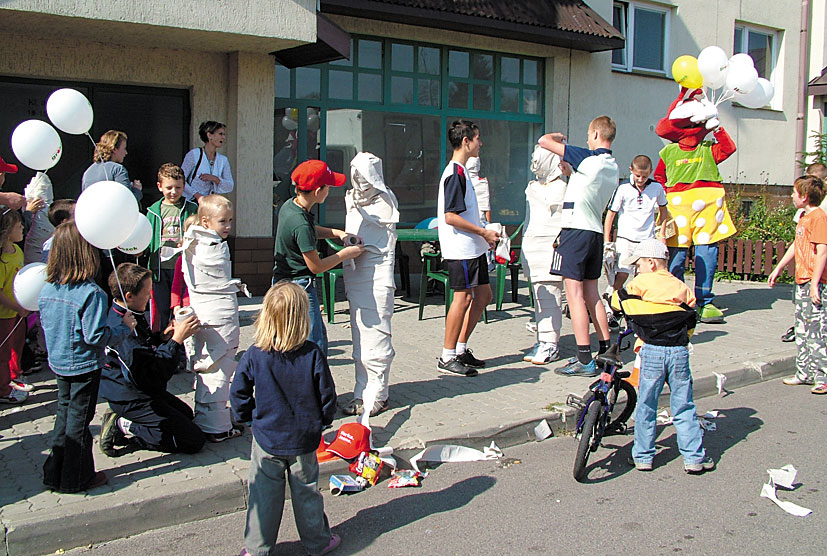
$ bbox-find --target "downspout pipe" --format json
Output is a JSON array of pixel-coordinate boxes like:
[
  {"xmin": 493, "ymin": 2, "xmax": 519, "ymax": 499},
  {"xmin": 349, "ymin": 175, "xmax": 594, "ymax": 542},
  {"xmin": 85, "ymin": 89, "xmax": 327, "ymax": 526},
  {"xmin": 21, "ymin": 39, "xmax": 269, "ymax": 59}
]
[{"xmin": 796, "ymin": 0, "xmax": 812, "ymax": 176}]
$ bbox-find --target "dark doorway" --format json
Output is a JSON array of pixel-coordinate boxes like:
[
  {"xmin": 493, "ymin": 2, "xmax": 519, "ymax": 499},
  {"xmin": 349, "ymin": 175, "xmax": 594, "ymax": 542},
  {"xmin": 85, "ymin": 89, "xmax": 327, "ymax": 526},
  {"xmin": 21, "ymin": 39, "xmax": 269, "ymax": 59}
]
[{"xmin": 0, "ymin": 77, "xmax": 190, "ymax": 208}]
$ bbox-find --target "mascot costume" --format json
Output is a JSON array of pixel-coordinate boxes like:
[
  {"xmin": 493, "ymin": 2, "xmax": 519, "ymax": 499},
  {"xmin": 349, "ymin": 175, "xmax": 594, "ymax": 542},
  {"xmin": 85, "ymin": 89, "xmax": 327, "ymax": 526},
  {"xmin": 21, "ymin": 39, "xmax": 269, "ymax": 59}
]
[{"xmin": 654, "ymin": 87, "xmax": 736, "ymax": 323}]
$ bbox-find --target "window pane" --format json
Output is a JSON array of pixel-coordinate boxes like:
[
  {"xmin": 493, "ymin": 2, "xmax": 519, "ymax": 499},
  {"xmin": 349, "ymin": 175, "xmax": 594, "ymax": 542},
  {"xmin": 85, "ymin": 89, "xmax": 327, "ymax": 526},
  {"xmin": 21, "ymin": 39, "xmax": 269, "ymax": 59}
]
[
  {"xmin": 358, "ymin": 40, "xmax": 382, "ymax": 69},
  {"xmin": 612, "ymin": 4, "xmax": 627, "ymax": 66},
  {"xmin": 328, "ymin": 70, "xmax": 353, "ymax": 100},
  {"xmin": 324, "ymin": 110, "xmax": 442, "ymax": 226},
  {"xmin": 330, "ymin": 40, "xmax": 353, "ymax": 66},
  {"xmin": 523, "ymin": 89, "xmax": 539, "ymax": 114},
  {"xmin": 295, "ymin": 67, "xmax": 321, "ymax": 100},
  {"xmin": 472, "ymin": 84, "xmax": 492, "ymax": 111},
  {"xmin": 392, "ymin": 43, "xmax": 414, "ymax": 72},
  {"xmin": 500, "ymin": 86, "xmax": 519, "ymax": 112},
  {"xmin": 275, "ymin": 64, "xmax": 290, "ymax": 98},
  {"xmin": 417, "ymin": 79, "xmax": 440, "ymax": 107},
  {"xmin": 448, "ymin": 50, "xmax": 469, "ymax": 78},
  {"xmin": 501, "ymin": 56, "xmax": 520, "ymax": 83},
  {"xmin": 358, "ymin": 73, "xmax": 382, "ymax": 102},
  {"xmin": 448, "ymin": 81, "xmax": 469, "ymax": 108},
  {"xmin": 632, "ymin": 9, "xmax": 665, "ymax": 71},
  {"xmin": 748, "ymin": 31, "xmax": 772, "ymax": 78},
  {"xmin": 523, "ymin": 60, "xmax": 539, "ymax": 85},
  {"xmin": 734, "ymin": 27, "xmax": 744, "ymax": 53},
  {"xmin": 391, "ymin": 76, "xmax": 414, "ymax": 104},
  {"xmin": 418, "ymin": 47, "xmax": 440, "ymax": 75},
  {"xmin": 472, "ymin": 53, "xmax": 493, "ymax": 81}
]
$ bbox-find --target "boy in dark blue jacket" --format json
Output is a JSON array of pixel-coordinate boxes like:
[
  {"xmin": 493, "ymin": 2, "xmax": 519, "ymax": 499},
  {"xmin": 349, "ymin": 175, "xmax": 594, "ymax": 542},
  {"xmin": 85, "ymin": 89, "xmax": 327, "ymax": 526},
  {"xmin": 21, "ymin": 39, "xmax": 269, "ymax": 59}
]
[{"xmin": 99, "ymin": 263, "xmax": 204, "ymax": 456}]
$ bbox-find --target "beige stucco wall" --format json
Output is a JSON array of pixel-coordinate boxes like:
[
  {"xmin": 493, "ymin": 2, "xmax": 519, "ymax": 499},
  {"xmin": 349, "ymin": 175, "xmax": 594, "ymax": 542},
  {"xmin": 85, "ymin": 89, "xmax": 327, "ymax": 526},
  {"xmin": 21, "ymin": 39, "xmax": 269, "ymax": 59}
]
[{"xmin": 806, "ymin": 0, "xmax": 826, "ymax": 156}]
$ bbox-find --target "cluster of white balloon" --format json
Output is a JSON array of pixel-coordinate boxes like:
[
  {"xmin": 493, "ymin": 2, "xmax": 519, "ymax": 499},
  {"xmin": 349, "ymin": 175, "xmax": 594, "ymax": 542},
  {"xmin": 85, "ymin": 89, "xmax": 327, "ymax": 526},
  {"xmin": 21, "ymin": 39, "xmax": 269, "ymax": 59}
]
[
  {"xmin": 10, "ymin": 88, "xmax": 152, "ymax": 311},
  {"xmin": 672, "ymin": 46, "xmax": 775, "ymax": 109},
  {"xmin": 281, "ymin": 107, "xmax": 320, "ymax": 132}
]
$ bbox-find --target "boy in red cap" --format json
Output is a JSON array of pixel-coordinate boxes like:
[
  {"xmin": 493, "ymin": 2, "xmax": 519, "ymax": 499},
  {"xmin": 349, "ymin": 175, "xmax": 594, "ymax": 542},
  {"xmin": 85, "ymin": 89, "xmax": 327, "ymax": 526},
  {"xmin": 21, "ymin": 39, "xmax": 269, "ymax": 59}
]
[
  {"xmin": 272, "ymin": 160, "xmax": 364, "ymax": 355},
  {"xmin": 0, "ymin": 156, "xmax": 27, "ymax": 211}
]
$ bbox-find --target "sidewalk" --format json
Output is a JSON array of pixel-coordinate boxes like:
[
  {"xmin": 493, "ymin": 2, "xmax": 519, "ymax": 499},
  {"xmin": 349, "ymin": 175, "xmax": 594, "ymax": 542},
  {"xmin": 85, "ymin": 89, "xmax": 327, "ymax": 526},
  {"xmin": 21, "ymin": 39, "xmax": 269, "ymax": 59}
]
[{"xmin": 0, "ymin": 276, "xmax": 796, "ymax": 555}]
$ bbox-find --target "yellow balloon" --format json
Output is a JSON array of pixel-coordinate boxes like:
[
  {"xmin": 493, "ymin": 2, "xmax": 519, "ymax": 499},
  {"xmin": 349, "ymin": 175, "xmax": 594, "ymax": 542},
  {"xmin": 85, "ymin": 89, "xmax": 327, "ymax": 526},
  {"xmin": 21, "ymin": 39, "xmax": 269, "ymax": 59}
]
[{"xmin": 671, "ymin": 55, "xmax": 704, "ymax": 89}]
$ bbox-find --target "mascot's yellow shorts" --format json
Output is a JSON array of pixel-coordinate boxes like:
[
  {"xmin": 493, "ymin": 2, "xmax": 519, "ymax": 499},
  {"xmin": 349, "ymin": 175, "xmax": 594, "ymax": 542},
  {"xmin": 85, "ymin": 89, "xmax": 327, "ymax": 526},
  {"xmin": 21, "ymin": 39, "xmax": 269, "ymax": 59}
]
[{"xmin": 665, "ymin": 186, "xmax": 736, "ymax": 248}]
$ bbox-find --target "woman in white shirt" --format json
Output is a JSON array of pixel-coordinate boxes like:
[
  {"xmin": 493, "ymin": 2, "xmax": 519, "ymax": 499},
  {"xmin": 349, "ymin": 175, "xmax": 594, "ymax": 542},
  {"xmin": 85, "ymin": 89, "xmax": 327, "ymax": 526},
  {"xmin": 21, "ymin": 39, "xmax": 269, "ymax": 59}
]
[{"xmin": 181, "ymin": 121, "xmax": 234, "ymax": 202}]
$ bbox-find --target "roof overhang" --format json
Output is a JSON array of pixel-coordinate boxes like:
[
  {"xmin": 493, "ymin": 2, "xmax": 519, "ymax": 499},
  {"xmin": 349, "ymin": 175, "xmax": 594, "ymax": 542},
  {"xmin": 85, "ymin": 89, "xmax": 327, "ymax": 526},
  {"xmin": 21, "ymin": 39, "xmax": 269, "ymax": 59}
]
[
  {"xmin": 319, "ymin": 0, "xmax": 624, "ymax": 52},
  {"xmin": 808, "ymin": 67, "xmax": 827, "ymax": 96},
  {"xmin": 272, "ymin": 13, "xmax": 351, "ymax": 68}
]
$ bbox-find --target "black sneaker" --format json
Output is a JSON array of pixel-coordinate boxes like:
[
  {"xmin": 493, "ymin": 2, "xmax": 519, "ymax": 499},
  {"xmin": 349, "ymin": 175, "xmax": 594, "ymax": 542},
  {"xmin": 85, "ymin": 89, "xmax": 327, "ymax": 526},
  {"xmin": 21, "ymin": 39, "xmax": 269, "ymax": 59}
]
[
  {"xmin": 781, "ymin": 326, "xmax": 795, "ymax": 343},
  {"xmin": 457, "ymin": 349, "xmax": 486, "ymax": 368},
  {"xmin": 99, "ymin": 410, "xmax": 125, "ymax": 457},
  {"xmin": 437, "ymin": 357, "xmax": 478, "ymax": 377}
]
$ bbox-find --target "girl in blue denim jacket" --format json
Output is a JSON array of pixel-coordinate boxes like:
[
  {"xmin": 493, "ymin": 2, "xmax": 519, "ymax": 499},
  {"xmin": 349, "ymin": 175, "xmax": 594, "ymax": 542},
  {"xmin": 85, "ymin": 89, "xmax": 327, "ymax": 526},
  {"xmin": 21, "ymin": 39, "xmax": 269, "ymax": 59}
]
[{"xmin": 38, "ymin": 223, "xmax": 136, "ymax": 493}]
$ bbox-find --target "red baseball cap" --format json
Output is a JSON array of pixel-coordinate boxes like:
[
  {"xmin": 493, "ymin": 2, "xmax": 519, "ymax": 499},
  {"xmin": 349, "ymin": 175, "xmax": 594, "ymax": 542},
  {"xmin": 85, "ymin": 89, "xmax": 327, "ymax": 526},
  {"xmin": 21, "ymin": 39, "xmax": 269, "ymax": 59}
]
[
  {"xmin": 0, "ymin": 156, "xmax": 18, "ymax": 174},
  {"xmin": 326, "ymin": 423, "xmax": 371, "ymax": 460},
  {"xmin": 291, "ymin": 160, "xmax": 346, "ymax": 191}
]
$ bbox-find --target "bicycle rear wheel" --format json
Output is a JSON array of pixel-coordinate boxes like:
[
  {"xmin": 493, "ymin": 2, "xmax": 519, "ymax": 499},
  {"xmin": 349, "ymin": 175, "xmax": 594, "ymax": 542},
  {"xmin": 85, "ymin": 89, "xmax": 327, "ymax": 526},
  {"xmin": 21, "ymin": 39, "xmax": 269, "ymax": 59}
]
[
  {"xmin": 608, "ymin": 380, "xmax": 637, "ymax": 433},
  {"xmin": 573, "ymin": 401, "xmax": 601, "ymax": 482}
]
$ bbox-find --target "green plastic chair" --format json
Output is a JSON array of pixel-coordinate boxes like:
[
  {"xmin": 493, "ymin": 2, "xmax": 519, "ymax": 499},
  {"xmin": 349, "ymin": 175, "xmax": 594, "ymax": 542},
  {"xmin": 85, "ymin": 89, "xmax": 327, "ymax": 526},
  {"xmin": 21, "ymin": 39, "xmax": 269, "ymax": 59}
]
[
  {"xmin": 418, "ymin": 251, "xmax": 487, "ymax": 323},
  {"xmin": 494, "ymin": 223, "xmax": 525, "ymax": 311},
  {"xmin": 319, "ymin": 239, "xmax": 344, "ymax": 324}
]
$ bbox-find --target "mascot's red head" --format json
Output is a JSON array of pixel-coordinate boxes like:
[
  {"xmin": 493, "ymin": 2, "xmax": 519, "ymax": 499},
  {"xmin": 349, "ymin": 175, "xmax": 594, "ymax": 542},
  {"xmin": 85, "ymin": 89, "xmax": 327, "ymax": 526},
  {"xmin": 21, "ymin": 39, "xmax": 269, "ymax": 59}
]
[{"xmin": 655, "ymin": 87, "xmax": 718, "ymax": 149}]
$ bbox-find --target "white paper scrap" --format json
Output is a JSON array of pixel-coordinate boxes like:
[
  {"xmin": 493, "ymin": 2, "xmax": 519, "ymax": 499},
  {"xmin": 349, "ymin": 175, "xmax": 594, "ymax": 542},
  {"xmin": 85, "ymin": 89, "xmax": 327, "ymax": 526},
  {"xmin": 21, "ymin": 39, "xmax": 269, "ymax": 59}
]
[
  {"xmin": 761, "ymin": 481, "xmax": 812, "ymax": 517},
  {"xmin": 534, "ymin": 419, "xmax": 553, "ymax": 441},
  {"xmin": 410, "ymin": 443, "xmax": 502, "ymax": 473},
  {"xmin": 703, "ymin": 410, "xmax": 719, "ymax": 419},
  {"xmin": 698, "ymin": 418, "xmax": 716, "ymax": 431},
  {"xmin": 714, "ymin": 372, "xmax": 727, "ymax": 396},
  {"xmin": 657, "ymin": 409, "xmax": 672, "ymax": 425},
  {"xmin": 768, "ymin": 464, "xmax": 798, "ymax": 490}
]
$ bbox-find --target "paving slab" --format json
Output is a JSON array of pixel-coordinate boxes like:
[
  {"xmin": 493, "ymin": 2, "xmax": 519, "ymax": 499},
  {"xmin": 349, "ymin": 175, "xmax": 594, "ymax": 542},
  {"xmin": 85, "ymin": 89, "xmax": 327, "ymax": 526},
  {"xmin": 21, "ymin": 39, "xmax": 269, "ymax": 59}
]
[{"xmin": 0, "ymin": 276, "xmax": 796, "ymax": 555}]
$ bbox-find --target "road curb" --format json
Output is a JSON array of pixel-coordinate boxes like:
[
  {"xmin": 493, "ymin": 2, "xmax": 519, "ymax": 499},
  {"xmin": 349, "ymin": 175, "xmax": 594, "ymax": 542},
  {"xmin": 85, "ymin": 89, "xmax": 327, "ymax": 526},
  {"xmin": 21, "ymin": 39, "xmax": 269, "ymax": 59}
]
[{"xmin": 8, "ymin": 353, "xmax": 794, "ymax": 556}]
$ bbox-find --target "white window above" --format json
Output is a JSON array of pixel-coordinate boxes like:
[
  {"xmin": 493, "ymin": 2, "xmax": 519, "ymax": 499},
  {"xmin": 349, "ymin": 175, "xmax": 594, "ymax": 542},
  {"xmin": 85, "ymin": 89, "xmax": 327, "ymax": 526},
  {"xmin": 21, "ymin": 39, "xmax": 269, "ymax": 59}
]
[{"xmin": 612, "ymin": 1, "xmax": 671, "ymax": 75}]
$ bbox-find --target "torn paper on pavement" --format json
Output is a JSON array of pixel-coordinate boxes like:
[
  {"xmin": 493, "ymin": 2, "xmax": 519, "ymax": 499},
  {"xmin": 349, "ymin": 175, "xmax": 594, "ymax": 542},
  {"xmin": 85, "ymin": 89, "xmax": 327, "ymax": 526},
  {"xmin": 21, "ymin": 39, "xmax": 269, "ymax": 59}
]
[
  {"xmin": 344, "ymin": 153, "xmax": 398, "ymax": 412},
  {"xmin": 657, "ymin": 409, "xmax": 673, "ymax": 425},
  {"xmin": 410, "ymin": 442, "xmax": 503, "ymax": 474},
  {"xmin": 714, "ymin": 372, "xmax": 728, "ymax": 395},
  {"xmin": 761, "ymin": 465, "xmax": 811, "ymax": 517}
]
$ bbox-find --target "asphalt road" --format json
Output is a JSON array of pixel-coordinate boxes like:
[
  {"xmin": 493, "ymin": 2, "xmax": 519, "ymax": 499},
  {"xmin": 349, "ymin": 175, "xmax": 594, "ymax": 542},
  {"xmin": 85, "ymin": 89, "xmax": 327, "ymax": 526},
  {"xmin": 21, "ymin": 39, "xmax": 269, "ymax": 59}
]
[{"xmin": 67, "ymin": 378, "xmax": 824, "ymax": 556}]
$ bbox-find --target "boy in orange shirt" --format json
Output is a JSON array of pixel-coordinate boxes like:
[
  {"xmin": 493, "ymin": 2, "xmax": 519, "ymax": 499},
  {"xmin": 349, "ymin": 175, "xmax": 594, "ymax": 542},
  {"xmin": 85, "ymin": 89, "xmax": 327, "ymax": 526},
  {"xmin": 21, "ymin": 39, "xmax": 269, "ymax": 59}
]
[{"xmin": 768, "ymin": 175, "xmax": 827, "ymax": 394}]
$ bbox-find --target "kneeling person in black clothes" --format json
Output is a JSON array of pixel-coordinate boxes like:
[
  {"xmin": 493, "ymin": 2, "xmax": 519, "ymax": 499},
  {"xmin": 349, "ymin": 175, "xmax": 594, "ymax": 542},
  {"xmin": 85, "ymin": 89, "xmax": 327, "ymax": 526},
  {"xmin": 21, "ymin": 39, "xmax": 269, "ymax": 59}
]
[{"xmin": 99, "ymin": 263, "xmax": 205, "ymax": 456}]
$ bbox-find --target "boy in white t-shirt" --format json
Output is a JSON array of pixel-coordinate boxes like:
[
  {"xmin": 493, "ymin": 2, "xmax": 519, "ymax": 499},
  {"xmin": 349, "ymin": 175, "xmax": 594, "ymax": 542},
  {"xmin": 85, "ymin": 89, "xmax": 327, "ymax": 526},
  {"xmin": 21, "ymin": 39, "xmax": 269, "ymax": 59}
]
[
  {"xmin": 539, "ymin": 116, "xmax": 619, "ymax": 377},
  {"xmin": 604, "ymin": 155, "xmax": 670, "ymax": 292},
  {"xmin": 436, "ymin": 120, "xmax": 500, "ymax": 377}
]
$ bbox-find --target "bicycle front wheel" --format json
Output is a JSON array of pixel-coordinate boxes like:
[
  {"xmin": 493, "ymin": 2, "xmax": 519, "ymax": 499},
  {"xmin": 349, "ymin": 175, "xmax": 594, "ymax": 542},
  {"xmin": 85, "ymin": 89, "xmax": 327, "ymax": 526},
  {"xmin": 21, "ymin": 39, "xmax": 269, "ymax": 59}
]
[{"xmin": 573, "ymin": 401, "xmax": 601, "ymax": 482}]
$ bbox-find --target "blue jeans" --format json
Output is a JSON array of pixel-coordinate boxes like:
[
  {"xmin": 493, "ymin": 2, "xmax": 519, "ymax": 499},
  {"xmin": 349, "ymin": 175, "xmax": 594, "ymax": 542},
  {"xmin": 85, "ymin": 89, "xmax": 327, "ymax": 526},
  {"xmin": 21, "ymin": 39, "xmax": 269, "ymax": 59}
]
[
  {"xmin": 668, "ymin": 243, "xmax": 718, "ymax": 307},
  {"xmin": 244, "ymin": 438, "xmax": 332, "ymax": 556},
  {"xmin": 293, "ymin": 277, "xmax": 328, "ymax": 356},
  {"xmin": 633, "ymin": 344, "xmax": 706, "ymax": 465}
]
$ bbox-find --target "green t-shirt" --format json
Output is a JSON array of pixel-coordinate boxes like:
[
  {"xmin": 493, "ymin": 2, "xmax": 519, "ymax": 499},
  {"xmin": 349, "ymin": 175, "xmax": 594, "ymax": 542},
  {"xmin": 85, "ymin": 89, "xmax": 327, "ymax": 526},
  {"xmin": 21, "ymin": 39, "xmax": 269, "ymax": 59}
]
[
  {"xmin": 658, "ymin": 141, "xmax": 722, "ymax": 188},
  {"xmin": 273, "ymin": 200, "xmax": 317, "ymax": 281}
]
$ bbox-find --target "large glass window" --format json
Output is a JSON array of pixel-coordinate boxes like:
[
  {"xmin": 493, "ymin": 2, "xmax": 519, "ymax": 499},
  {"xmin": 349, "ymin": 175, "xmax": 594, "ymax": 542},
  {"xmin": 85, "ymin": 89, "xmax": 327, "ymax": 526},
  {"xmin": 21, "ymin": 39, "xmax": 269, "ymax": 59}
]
[
  {"xmin": 275, "ymin": 37, "xmax": 544, "ymax": 225},
  {"xmin": 612, "ymin": 2, "xmax": 670, "ymax": 74}
]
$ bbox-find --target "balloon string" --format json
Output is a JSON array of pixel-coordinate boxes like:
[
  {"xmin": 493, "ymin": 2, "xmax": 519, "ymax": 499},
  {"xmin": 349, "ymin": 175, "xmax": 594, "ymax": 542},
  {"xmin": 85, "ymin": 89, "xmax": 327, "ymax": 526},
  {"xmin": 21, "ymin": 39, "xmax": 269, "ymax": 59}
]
[
  {"xmin": 715, "ymin": 91, "xmax": 734, "ymax": 107},
  {"xmin": 107, "ymin": 249, "xmax": 137, "ymax": 335},
  {"xmin": 86, "ymin": 132, "xmax": 110, "ymax": 182},
  {"xmin": 0, "ymin": 316, "xmax": 25, "ymax": 351}
]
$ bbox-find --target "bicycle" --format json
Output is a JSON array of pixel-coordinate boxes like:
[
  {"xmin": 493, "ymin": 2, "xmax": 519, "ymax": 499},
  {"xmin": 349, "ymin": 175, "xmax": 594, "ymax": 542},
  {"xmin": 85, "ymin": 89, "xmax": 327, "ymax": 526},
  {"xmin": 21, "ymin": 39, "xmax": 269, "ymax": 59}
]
[{"xmin": 567, "ymin": 325, "xmax": 638, "ymax": 482}]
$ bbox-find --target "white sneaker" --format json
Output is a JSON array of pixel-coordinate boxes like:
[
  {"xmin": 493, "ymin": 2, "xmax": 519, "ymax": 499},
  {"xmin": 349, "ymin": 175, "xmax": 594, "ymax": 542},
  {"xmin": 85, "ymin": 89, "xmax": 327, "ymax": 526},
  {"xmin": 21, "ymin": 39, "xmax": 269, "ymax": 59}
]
[
  {"xmin": 523, "ymin": 343, "xmax": 540, "ymax": 362},
  {"xmin": 532, "ymin": 342, "xmax": 560, "ymax": 365},
  {"xmin": 10, "ymin": 379, "xmax": 34, "ymax": 392},
  {"xmin": 0, "ymin": 389, "xmax": 28, "ymax": 404}
]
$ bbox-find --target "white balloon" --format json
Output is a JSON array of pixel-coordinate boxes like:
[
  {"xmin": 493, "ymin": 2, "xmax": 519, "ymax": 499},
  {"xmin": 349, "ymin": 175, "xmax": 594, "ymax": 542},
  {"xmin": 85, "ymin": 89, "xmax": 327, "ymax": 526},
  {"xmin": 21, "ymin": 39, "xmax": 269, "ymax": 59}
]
[
  {"xmin": 725, "ymin": 63, "xmax": 758, "ymax": 94},
  {"xmin": 281, "ymin": 115, "xmax": 297, "ymax": 131},
  {"xmin": 11, "ymin": 120, "xmax": 62, "ymax": 171},
  {"xmin": 734, "ymin": 77, "xmax": 774, "ymax": 108},
  {"xmin": 46, "ymin": 88, "xmax": 94, "ymax": 135},
  {"xmin": 118, "ymin": 213, "xmax": 152, "ymax": 254},
  {"xmin": 698, "ymin": 46, "xmax": 729, "ymax": 89},
  {"xmin": 729, "ymin": 53, "xmax": 755, "ymax": 70},
  {"xmin": 75, "ymin": 181, "xmax": 139, "ymax": 249},
  {"xmin": 307, "ymin": 113, "xmax": 320, "ymax": 132},
  {"xmin": 13, "ymin": 262, "xmax": 48, "ymax": 312}
]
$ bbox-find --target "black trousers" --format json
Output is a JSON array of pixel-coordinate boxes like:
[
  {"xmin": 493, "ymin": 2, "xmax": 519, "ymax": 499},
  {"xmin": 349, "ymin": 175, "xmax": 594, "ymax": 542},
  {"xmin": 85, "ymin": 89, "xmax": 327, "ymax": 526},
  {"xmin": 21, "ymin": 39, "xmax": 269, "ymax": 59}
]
[
  {"xmin": 43, "ymin": 370, "xmax": 101, "ymax": 493},
  {"xmin": 109, "ymin": 392, "xmax": 205, "ymax": 454}
]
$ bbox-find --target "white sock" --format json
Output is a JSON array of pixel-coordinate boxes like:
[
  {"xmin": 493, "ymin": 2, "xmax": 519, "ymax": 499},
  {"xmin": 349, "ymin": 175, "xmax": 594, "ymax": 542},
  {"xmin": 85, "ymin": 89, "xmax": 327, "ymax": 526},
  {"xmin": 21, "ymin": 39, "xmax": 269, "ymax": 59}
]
[
  {"xmin": 441, "ymin": 348, "xmax": 456, "ymax": 362},
  {"xmin": 456, "ymin": 342, "xmax": 467, "ymax": 355},
  {"xmin": 118, "ymin": 417, "xmax": 133, "ymax": 436}
]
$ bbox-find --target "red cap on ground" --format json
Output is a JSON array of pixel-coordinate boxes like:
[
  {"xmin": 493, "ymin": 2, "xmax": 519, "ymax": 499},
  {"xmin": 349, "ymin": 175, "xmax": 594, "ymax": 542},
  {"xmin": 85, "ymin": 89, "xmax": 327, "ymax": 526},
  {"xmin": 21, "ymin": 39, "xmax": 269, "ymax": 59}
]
[
  {"xmin": 291, "ymin": 160, "xmax": 346, "ymax": 191},
  {"xmin": 0, "ymin": 156, "xmax": 18, "ymax": 174},
  {"xmin": 325, "ymin": 423, "xmax": 371, "ymax": 460}
]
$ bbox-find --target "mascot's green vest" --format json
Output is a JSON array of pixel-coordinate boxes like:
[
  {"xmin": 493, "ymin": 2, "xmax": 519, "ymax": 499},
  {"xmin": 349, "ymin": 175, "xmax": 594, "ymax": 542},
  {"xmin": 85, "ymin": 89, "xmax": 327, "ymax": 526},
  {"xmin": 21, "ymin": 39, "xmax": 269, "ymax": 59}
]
[{"xmin": 659, "ymin": 142, "xmax": 722, "ymax": 188}]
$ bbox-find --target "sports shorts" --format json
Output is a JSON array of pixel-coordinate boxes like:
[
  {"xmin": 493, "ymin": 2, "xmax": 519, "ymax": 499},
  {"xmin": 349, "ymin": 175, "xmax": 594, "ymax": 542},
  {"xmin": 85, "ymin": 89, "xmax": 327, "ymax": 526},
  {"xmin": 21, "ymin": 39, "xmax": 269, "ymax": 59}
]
[
  {"xmin": 550, "ymin": 228, "xmax": 602, "ymax": 281},
  {"xmin": 445, "ymin": 253, "xmax": 490, "ymax": 290}
]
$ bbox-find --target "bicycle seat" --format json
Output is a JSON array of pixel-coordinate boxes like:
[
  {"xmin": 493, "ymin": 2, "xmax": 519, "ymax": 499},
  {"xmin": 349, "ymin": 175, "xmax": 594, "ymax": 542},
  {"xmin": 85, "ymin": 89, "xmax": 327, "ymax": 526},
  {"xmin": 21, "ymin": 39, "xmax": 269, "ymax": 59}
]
[{"xmin": 595, "ymin": 344, "xmax": 623, "ymax": 369}]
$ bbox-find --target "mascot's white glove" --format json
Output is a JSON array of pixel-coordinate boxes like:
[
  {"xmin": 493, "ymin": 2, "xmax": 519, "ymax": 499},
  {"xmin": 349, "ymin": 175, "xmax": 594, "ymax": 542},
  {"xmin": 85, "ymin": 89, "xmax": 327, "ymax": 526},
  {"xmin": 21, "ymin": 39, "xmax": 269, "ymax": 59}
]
[{"xmin": 603, "ymin": 241, "xmax": 617, "ymax": 265}]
